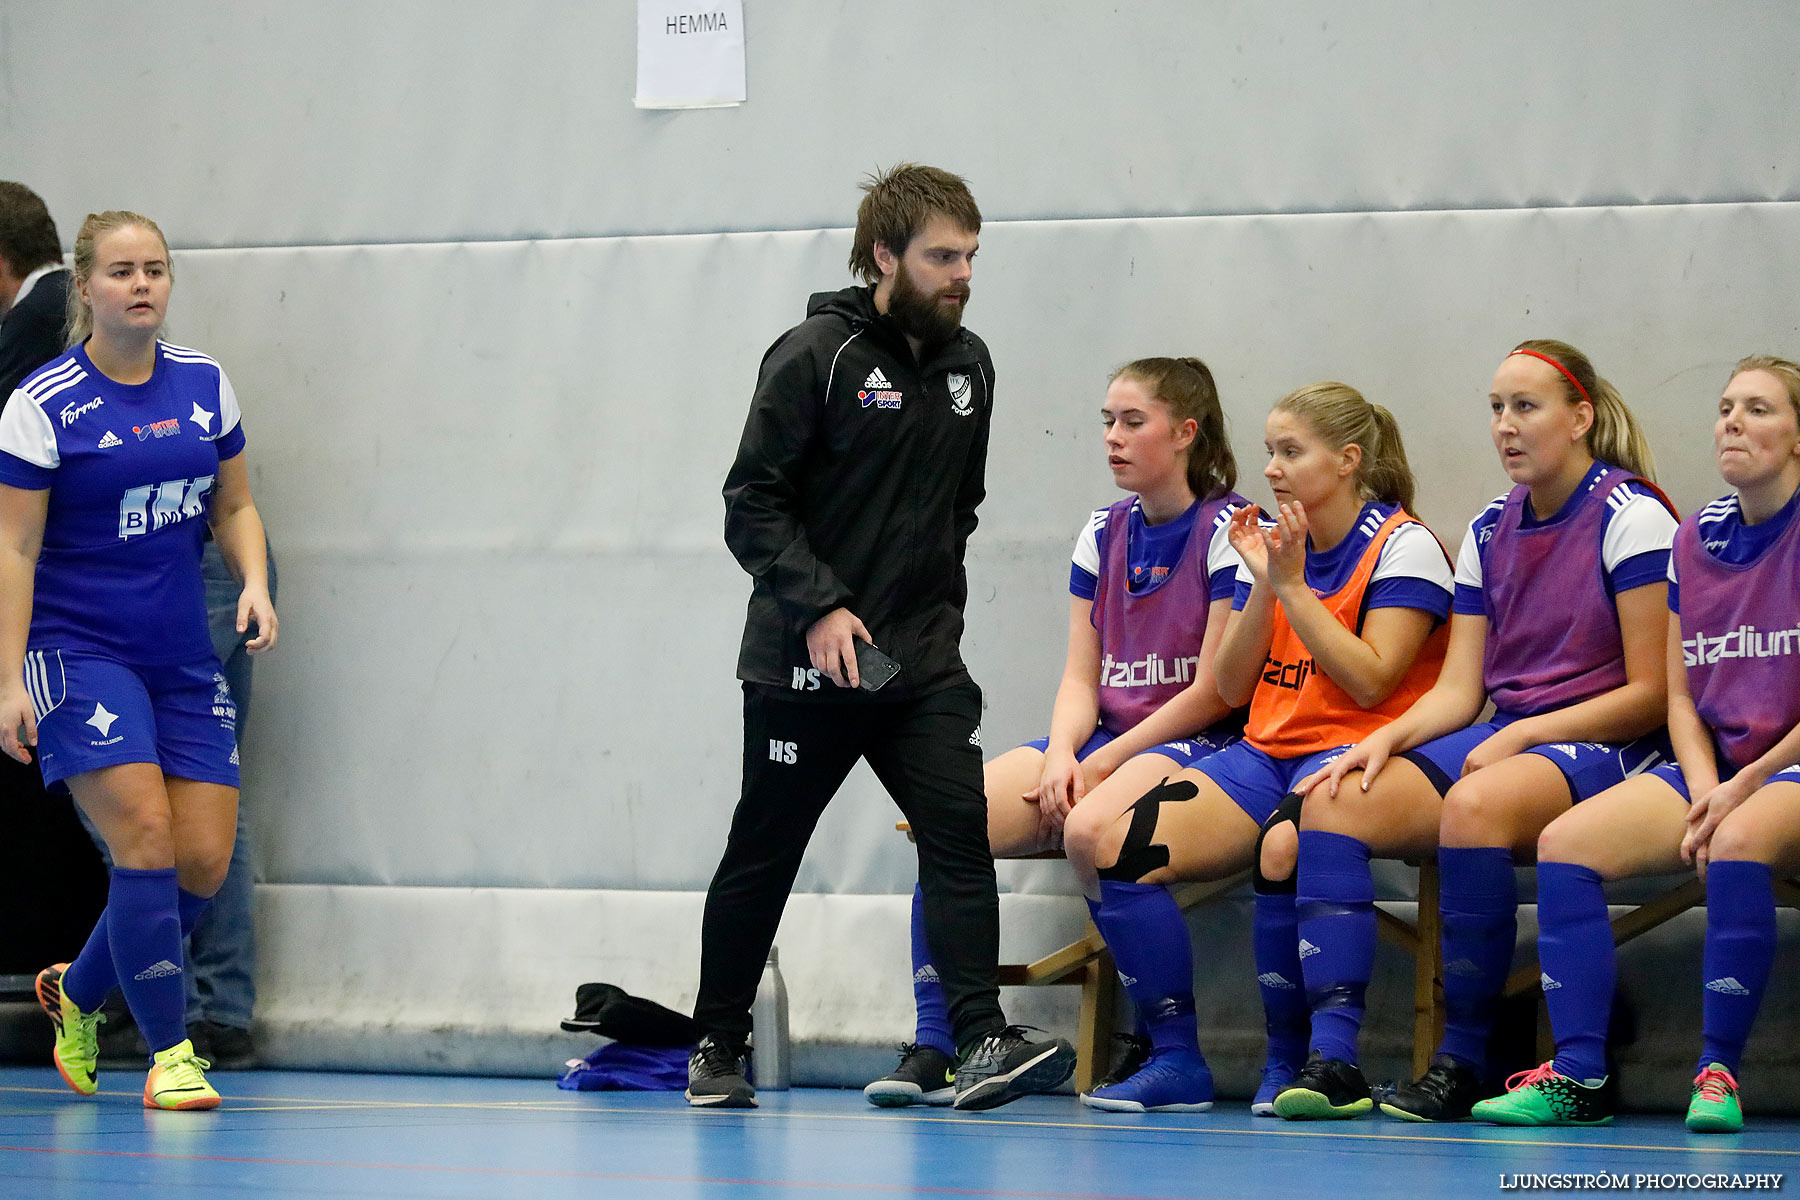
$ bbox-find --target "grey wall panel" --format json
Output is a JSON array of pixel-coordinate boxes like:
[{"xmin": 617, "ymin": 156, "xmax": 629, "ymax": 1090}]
[
  {"xmin": 189, "ymin": 202, "xmax": 1797, "ymax": 890},
  {"xmin": 5, "ymin": 2, "xmax": 1796, "ymax": 249}
]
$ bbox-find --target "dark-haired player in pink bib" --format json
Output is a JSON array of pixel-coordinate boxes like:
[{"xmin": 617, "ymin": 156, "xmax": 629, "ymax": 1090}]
[
  {"xmin": 866, "ymin": 356, "xmax": 1252, "ymax": 1109},
  {"xmin": 1476, "ymin": 356, "xmax": 1800, "ymax": 1133}
]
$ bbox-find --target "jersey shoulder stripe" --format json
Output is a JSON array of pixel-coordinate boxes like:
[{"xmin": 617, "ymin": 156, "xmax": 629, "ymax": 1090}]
[
  {"xmin": 158, "ymin": 341, "xmax": 221, "ymax": 367},
  {"xmin": 20, "ymin": 357, "xmax": 85, "ymax": 403}
]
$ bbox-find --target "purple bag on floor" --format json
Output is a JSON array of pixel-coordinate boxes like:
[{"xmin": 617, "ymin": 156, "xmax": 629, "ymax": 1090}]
[{"xmin": 557, "ymin": 1041, "xmax": 692, "ymax": 1091}]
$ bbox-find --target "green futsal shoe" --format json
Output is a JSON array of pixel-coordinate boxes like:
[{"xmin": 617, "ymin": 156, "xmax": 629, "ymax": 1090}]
[
  {"xmin": 1470, "ymin": 1062, "xmax": 1613, "ymax": 1126},
  {"xmin": 1685, "ymin": 1064, "xmax": 1743, "ymax": 1134},
  {"xmin": 35, "ymin": 963, "xmax": 104, "ymax": 1096}
]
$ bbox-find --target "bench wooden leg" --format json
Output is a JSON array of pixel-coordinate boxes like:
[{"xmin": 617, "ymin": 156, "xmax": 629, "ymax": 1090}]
[
  {"xmin": 1074, "ymin": 948, "xmax": 1117, "ymax": 1094},
  {"xmin": 1413, "ymin": 861, "xmax": 1443, "ymax": 1080}
]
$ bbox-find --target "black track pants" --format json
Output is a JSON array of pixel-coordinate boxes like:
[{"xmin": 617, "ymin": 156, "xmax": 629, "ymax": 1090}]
[{"xmin": 693, "ymin": 680, "xmax": 1004, "ymax": 1048}]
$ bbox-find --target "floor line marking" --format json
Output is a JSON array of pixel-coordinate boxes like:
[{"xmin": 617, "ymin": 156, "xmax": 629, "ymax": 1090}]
[{"xmin": 6, "ymin": 1084, "xmax": 1797, "ymax": 1157}]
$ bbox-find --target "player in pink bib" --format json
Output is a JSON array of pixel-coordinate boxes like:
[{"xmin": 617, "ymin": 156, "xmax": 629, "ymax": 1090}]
[
  {"xmin": 1475, "ymin": 356, "xmax": 1800, "ymax": 1133},
  {"xmin": 866, "ymin": 356, "xmax": 1252, "ymax": 1107},
  {"xmin": 1291, "ymin": 340, "xmax": 1676, "ymax": 1121}
]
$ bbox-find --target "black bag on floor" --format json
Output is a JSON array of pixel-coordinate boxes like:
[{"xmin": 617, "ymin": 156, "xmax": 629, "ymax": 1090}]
[{"xmin": 560, "ymin": 983, "xmax": 699, "ymax": 1048}]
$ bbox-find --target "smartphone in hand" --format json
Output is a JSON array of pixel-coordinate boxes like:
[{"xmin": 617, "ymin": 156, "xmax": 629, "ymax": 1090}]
[{"xmin": 853, "ymin": 641, "xmax": 902, "ymax": 692}]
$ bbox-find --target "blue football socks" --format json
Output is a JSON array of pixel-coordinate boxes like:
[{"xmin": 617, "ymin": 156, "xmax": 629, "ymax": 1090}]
[
  {"xmin": 1437, "ymin": 846, "xmax": 1518, "ymax": 1072},
  {"xmin": 1093, "ymin": 881, "xmax": 1201, "ymax": 1055},
  {"xmin": 907, "ymin": 884, "xmax": 955, "ymax": 1057},
  {"xmin": 1537, "ymin": 861, "xmax": 1613, "ymax": 1082},
  {"xmin": 1698, "ymin": 860, "xmax": 1776, "ymax": 1077},
  {"xmin": 61, "ymin": 883, "xmax": 214, "ymax": 1015},
  {"xmin": 1253, "ymin": 890, "xmax": 1309, "ymax": 1071},
  {"xmin": 1296, "ymin": 830, "xmax": 1376, "ymax": 1065},
  {"xmin": 105, "ymin": 867, "xmax": 188, "ymax": 1055}
]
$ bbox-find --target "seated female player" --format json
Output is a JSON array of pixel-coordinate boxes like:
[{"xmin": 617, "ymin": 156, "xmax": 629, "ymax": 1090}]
[
  {"xmin": 865, "ymin": 356, "xmax": 1251, "ymax": 1106},
  {"xmin": 1066, "ymin": 381, "xmax": 1452, "ymax": 1114},
  {"xmin": 1473, "ymin": 356, "xmax": 1800, "ymax": 1133},
  {"xmin": 1288, "ymin": 340, "xmax": 1675, "ymax": 1121}
]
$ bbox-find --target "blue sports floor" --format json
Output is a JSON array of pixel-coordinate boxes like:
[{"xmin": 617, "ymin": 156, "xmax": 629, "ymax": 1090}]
[{"xmin": 4, "ymin": 1068, "xmax": 1797, "ymax": 1198}]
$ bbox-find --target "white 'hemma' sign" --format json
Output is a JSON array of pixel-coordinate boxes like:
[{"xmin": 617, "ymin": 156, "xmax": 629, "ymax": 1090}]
[{"xmin": 635, "ymin": 0, "xmax": 746, "ymax": 109}]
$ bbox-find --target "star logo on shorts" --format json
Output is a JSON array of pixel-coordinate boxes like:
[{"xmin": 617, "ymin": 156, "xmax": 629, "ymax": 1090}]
[
  {"xmin": 188, "ymin": 403, "xmax": 215, "ymax": 434},
  {"xmin": 86, "ymin": 702, "xmax": 119, "ymax": 737}
]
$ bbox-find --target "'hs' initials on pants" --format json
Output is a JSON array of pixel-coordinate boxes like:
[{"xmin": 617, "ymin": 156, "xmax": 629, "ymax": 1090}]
[{"xmin": 769, "ymin": 740, "xmax": 798, "ymax": 764}]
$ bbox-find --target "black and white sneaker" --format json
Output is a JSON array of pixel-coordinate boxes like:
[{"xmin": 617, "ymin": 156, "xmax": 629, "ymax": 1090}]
[
  {"xmin": 1380, "ymin": 1054, "xmax": 1484, "ymax": 1122},
  {"xmin": 1093, "ymin": 1033, "xmax": 1152, "ymax": 1090},
  {"xmin": 951, "ymin": 1026, "xmax": 1076, "ymax": 1111},
  {"xmin": 864, "ymin": 1043, "xmax": 956, "ymax": 1107},
  {"xmin": 686, "ymin": 1034, "xmax": 756, "ymax": 1108}
]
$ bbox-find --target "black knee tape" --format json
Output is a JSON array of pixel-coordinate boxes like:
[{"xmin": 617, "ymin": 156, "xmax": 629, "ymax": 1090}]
[
  {"xmin": 1252, "ymin": 792, "xmax": 1305, "ymax": 895},
  {"xmin": 1096, "ymin": 776, "xmax": 1197, "ymax": 883}
]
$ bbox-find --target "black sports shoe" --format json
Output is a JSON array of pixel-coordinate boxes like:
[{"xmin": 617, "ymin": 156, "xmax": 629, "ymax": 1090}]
[
  {"xmin": 1093, "ymin": 1033, "xmax": 1152, "ymax": 1090},
  {"xmin": 1271, "ymin": 1050, "xmax": 1372, "ymax": 1120},
  {"xmin": 1380, "ymin": 1054, "xmax": 1483, "ymax": 1122},
  {"xmin": 191, "ymin": 1020, "xmax": 257, "ymax": 1071},
  {"xmin": 863, "ymin": 1043, "xmax": 956, "ymax": 1107},
  {"xmin": 951, "ymin": 1026, "xmax": 1076, "ymax": 1111},
  {"xmin": 686, "ymin": 1033, "xmax": 756, "ymax": 1108}
]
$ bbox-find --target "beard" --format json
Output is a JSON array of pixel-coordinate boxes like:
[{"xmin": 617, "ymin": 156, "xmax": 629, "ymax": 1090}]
[{"xmin": 886, "ymin": 260, "xmax": 970, "ymax": 352}]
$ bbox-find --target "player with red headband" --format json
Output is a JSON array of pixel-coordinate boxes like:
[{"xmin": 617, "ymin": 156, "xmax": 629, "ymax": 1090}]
[
  {"xmin": 1476, "ymin": 356, "xmax": 1800, "ymax": 1132},
  {"xmin": 1286, "ymin": 339, "xmax": 1675, "ymax": 1120}
]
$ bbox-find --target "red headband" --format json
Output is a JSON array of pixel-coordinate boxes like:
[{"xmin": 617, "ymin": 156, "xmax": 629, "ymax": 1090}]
[{"xmin": 1508, "ymin": 348, "xmax": 1593, "ymax": 407}]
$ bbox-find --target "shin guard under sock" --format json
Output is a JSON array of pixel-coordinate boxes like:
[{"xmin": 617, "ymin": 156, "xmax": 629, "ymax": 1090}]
[
  {"xmin": 1437, "ymin": 846, "xmax": 1518, "ymax": 1073},
  {"xmin": 1296, "ymin": 830, "xmax": 1375, "ymax": 1065},
  {"xmin": 908, "ymin": 883, "xmax": 955, "ymax": 1056},
  {"xmin": 1537, "ymin": 861, "xmax": 1613, "ymax": 1082},
  {"xmin": 1699, "ymin": 860, "xmax": 1776, "ymax": 1076},
  {"xmin": 1092, "ymin": 881, "xmax": 1200, "ymax": 1055},
  {"xmin": 1253, "ymin": 890, "xmax": 1308, "ymax": 1070}
]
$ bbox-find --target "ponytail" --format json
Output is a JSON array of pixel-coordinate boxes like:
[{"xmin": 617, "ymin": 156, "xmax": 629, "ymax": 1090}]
[
  {"xmin": 1274, "ymin": 381, "xmax": 1418, "ymax": 514},
  {"xmin": 1112, "ymin": 355, "xmax": 1238, "ymax": 500},
  {"xmin": 1510, "ymin": 339, "xmax": 1656, "ymax": 481}
]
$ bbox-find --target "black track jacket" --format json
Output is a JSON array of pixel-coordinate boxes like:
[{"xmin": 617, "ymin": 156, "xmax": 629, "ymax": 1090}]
[{"xmin": 723, "ymin": 285, "xmax": 994, "ymax": 701}]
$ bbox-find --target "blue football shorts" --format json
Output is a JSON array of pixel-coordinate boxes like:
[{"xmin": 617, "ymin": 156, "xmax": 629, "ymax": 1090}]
[
  {"xmin": 24, "ymin": 648, "xmax": 239, "ymax": 789},
  {"xmin": 1399, "ymin": 715, "xmax": 1671, "ymax": 804},
  {"xmin": 1193, "ymin": 740, "xmax": 1352, "ymax": 826}
]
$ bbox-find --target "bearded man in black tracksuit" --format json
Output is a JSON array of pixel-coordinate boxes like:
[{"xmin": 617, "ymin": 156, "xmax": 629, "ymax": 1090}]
[{"xmin": 687, "ymin": 164, "xmax": 1074, "ymax": 1110}]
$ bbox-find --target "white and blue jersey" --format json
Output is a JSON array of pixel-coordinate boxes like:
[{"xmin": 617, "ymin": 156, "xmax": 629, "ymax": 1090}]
[
  {"xmin": 1232, "ymin": 500, "xmax": 1454, "ymax": 624},
  {"xmin": 1399, "ymin": 464, "xmax": 1677, "ymax": 800},
  {"xmin": 1070, "ymin": 496, "xmax": 1241, "ymax": 604},
  {"xmin": 0, "ymin": 342, "xmax": 246, "ymax": 666},
  {"xmin": 1452, "ymin": 465, "xmax": 1673, "ymax": 618},
  {"xmin": 1667, "ymin": 486, "xmax": 1800, "ymax": 610}
]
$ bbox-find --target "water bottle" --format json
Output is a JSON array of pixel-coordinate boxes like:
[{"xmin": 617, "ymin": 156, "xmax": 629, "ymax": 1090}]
[{"xmin": 751, "ymin": 946, "xmax": 790, "ymax": 1090}]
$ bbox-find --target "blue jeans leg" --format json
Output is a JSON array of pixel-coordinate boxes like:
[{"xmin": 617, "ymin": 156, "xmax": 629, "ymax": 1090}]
[{"xmin": 188, "ymin": 537, "xmax": 275, "ymax": 1029}]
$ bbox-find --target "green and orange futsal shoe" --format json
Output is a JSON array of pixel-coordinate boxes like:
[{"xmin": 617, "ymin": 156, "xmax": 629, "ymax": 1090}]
[
  {"xmin": 35, "ymin": 963, "xmax": 103, "ymax": 1096},
  {"xmin": 144, "ymin": 1038, "xmax": 221, "ymax": 1110}
]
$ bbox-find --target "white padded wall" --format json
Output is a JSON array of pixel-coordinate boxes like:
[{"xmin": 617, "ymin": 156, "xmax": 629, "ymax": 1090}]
[
  {"xmin": 161, "ymin": 203, "xmax": 1800, "ymax": 891},
  {"xmin": 5, "ymin": 1, "xmax": 1797, "ymax": 1072},
  {"xmin": 5, "ymin": 3, "xmax": 1797, "ymax": 245}
]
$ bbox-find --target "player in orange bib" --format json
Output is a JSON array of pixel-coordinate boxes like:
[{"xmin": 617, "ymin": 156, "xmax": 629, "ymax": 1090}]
[{"xmin": 1064, "ymin": 382, "xmax": 1451, "ymax": 1114}]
